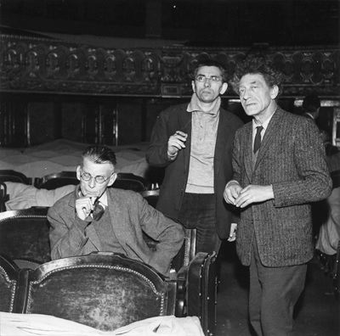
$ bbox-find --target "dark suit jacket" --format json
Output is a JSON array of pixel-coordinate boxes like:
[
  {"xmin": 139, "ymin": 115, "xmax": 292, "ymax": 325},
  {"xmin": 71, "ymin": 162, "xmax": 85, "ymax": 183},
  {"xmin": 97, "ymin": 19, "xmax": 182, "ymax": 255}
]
[
  {"xmin": 48, "ymin": 188, "xmax": 184, "ymax": 276},
  {"xmin": 146, "ymin": 103, "xmax": 243, "ymax": 239},
  {"xmin": 233, "ymin": 108, "xmax": 332, "ymax": 267}
]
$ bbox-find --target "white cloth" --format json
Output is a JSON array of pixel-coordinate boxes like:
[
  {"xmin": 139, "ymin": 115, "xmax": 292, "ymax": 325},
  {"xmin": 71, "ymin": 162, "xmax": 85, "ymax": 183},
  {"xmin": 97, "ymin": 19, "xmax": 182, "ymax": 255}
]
[
  {"xmin": 0, "ymin": 313, "xmax": 204, "ymax": 336},
  {"xmin": 5, "ymin": 182, "xmax": 76, "ymax": 210}
]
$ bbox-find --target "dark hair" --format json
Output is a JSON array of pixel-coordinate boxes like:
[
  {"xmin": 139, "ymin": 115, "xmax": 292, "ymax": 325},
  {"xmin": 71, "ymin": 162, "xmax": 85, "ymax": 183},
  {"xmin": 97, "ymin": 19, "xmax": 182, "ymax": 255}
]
[
  {"xmin": 302, "ymin": 93, "xmax": 320, "ymax": 112},
  {"xmin": 230, "ymin": 57, "xmax": 283, "ymax": 97},
  {"xmin": 82, "ymin": 145, "xmax": 117, "ymax": 166},
  {"xmin": 193, "ymin": 59, "xmax": 227, "ymax": 82}
]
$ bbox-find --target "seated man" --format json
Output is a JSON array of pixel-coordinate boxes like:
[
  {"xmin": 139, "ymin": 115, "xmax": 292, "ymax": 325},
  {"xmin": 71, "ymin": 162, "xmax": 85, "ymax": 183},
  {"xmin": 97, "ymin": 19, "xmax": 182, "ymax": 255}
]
[{"xmin": 48, "ymin": 145, "xmax": 184, "ymax": 277}]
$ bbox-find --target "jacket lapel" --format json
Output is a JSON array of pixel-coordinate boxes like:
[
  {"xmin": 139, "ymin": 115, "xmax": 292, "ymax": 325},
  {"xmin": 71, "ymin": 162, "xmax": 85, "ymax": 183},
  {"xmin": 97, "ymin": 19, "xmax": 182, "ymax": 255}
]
[
  {"xmin": 214, "ymin": 110, "xmax": 227, "ymax": 176},
  {"xmin": 253, "ymin": 108, "xmax": 282, "ymax": 171},
  {"xmin": 179, "ymin": 107, "xmax": 192, "ymax": 174},
  {"xmin": 243, "ymin": 123, "xmax": 254, "ymax": 181}
]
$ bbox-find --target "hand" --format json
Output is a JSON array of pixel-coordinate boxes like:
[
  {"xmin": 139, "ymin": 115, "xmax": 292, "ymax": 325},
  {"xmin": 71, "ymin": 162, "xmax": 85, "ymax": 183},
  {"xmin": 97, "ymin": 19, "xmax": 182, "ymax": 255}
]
[
  {"xmin": 75, "ymin": 196, "xmax": 96, "ymax": 220},
  {"xmin": 167, "ymin": 131, "xmax": 188, "ymax": 157},
  {"xmin": 234, "ymin": 184, "xmax": 274, "ymax": 208},
  {"xmin": 227, "ymin": 223, "xmax": 237, "ymax": 242},
  {"xmin": 223, "ymin": 182, "xmax": 242, "ymax": 205}
]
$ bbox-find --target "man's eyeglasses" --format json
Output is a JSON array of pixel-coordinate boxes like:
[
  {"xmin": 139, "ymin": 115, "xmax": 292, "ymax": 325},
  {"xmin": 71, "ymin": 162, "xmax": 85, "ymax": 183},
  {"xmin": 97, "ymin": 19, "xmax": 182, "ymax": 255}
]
[
  {"xmin": 195, "ymin": 75, "xmax": 222, "ymax": 83},
  {"xmin": 80, "ymin": 170, "xmax": 113, "ymax": 184}
]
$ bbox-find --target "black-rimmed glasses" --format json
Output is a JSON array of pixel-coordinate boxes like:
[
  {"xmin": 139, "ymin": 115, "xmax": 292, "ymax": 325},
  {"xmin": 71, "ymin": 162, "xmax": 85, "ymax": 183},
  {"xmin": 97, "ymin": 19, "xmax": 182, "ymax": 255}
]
[
  {"xmin": 80, "ymin": 170, "xmax": 113, "ymax": 184},
  {"xmin": 195, "ymin": 75, "xmax": 222, "ymax": 83}
]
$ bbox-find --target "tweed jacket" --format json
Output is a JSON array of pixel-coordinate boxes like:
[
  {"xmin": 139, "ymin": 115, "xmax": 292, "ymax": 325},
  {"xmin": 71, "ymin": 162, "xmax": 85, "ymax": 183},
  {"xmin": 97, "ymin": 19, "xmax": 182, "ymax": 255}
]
[
  {"xmin": 233, "ymin": 107, "xmax": 332, "ymax": 267},
  {"xmin": 48, "ymin": 188, "xmax": 184, "ymax": 276},
  {"xmin": 146, "ymin": 103, "xmax": 243, "ymax": 239}
]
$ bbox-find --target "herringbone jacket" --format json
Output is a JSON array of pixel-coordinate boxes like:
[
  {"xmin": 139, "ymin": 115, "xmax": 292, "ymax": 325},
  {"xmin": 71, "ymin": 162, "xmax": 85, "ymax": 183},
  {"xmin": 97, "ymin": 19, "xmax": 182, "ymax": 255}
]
[{"xmin": 233, "ymin": 107, "xmax": 332, "ymax": 267}]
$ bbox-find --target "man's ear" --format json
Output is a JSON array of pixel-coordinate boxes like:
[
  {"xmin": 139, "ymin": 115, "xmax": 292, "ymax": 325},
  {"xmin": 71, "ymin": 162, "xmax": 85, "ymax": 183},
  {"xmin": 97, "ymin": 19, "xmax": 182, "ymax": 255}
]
[
  {"xmin": 270, "ymin": 85, "xmax": 279, "ymax": 99},
  {"xmin": 76, "ymin": 166, "xmax": 81, "ymax": 181},
  {"xmin": 191, "ymin": 80, "xmax": 196, "ymax": 93},
  {"xmin": 219, "ymin": 82, "xmax": 228, "ymax": 95},
  {"xmin": 107, "ymin": 172, "xmax": 118, "ymax": 187}
]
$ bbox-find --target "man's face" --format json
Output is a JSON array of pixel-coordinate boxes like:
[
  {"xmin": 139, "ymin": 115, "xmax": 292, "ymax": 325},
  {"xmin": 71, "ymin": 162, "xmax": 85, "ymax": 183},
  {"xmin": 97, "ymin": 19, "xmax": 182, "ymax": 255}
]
[
  {"xmin": 192, "ymin": 66, "xmax": 228, "ymax": 104},
  {"xmin": 76, "ymin": 157, "xmax": 116, "ymax": 198},
  {"xmin": 238, "ymin": 73, "xmax": 278, "ymax": 119}
]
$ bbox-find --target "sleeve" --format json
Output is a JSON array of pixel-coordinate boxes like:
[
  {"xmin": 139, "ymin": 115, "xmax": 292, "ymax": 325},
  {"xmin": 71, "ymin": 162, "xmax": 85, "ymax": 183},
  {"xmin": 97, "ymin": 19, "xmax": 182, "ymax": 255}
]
[
  {"xmin": 48, "ymin": 203, "xmax": 90, "ymax": 260},
  {"xmin": 137, "ymin": 195, "xmax": 185, "ymax": 274},
  {"xmin": 231, "ymin": 130, "xmax": 242, "ymax": 185},
  {"xmin": 273, "ymin": 120, "xmax": 332, "ymax": 207},
  {"xmin": 146, "ymin": 111, "xmax": 176, "ymax": 167}
]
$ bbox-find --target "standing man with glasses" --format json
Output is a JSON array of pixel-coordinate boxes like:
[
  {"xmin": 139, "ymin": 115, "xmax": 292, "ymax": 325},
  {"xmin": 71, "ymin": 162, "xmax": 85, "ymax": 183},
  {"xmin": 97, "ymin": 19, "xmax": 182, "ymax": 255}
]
[
  {"xmin": 146, "ymin": 59, "xmax": 243, "ymax": 258},
  {"xmin": 223, "ymin": 58, "xmax": 332, "ymax": 335},
  {"xmin": 48, "ymin": 145, "xmax": 184, "ymax": 277}
]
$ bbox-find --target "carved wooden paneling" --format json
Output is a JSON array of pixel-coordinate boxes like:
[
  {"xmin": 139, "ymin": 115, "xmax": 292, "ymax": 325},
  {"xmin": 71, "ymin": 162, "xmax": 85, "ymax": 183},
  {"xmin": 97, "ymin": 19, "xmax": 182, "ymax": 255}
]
[{"xmin": 1, "ymin": 34, "xmax": 339, "ymax": 98}]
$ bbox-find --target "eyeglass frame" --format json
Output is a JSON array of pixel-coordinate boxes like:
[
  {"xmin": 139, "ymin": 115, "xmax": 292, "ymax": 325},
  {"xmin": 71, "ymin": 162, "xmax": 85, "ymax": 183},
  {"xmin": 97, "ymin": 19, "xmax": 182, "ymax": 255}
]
[
  {"xmin": 194, "ymin": 74, "xmax": 223, "ymax": 83},
  {"xmin": 79, "ymin": 169, "xmax": 114, "ymax": 184}
]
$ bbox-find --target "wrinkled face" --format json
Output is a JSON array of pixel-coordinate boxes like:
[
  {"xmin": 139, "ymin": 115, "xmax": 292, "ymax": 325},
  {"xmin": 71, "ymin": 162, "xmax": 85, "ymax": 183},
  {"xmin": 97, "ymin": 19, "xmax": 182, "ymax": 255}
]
[
  {"xmin": 76, "ymin": 157, "xmax": 116, "ymax": 198},
  {"xmin": 192, "ymin": 66, "xmax": 228, "ymax": 104},
  {"xmin": 238, "ymin": 73, "xmax": 278, "ymax": 119}
]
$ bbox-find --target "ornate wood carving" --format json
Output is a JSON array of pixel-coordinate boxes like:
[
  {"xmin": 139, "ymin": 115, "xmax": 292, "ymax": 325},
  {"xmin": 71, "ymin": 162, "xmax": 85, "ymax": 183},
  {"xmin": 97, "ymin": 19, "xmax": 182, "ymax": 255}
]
[{"xmin": 1, "ymin": 34, "xmax": 339, "ymax": 98}]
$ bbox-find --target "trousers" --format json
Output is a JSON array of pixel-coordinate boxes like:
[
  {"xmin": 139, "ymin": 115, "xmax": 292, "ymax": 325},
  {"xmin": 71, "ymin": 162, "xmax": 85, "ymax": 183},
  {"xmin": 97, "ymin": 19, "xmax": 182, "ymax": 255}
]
[
  {"xmin": 178, "ymin": 193, "xmax": 220, "ymax": 254},
  {"xmin": 249, "ymin": 240, "xmax": 307, "ymax": 336}
]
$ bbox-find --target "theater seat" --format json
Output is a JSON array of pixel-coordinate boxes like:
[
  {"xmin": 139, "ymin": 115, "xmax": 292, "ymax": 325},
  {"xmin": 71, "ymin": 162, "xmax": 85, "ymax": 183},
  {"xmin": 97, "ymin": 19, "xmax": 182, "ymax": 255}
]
[
  {"xmin": 0, "ymin": 254, "xmax": 20, "ymax": 312},
  {"xmin": 35, "ymin": 171, "xmax": 79, "ymax": 190},
  {"xmin": 0, "ymin": 170, "xmax": 31, "ymax": 185},
  {"xmin": 140, "ymin": 188, "xmax": 218, "ymax": 335},
  {"xmin": 0, "ymin": 182, "xmax": 8, "ymax": 212},
  {"xmin": 112, "ymin": 173, "xmax": 148, "ymax": 192},
  {"xmin": 17, "ymin": 253, "xmax": 177, "ymax": 331},
  {"xmin": 0, "ymin": 208, "xmax": 51, "ymax": 264}
]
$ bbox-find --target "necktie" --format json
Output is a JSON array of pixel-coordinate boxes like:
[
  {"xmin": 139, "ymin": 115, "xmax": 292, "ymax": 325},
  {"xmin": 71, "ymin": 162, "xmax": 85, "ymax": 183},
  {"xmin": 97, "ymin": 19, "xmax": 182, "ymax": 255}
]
[
  {"xmin": 92, "ymin": 202, "xmax": 105, "ymax": 221},
  {"xmin": 253, "ymin": 126, "xmax": 263, "ymax": 154}
]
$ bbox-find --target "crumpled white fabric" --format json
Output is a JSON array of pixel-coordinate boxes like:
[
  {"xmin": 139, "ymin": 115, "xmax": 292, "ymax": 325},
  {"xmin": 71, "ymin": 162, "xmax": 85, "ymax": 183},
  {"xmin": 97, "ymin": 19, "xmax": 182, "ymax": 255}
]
[
  {"xmin": 0, "ymin": 313, "xmax": 204, "ymax": 336},
  {"xmin": 113, "ymin": 315, "xmax": 204, "ymax": 336}
]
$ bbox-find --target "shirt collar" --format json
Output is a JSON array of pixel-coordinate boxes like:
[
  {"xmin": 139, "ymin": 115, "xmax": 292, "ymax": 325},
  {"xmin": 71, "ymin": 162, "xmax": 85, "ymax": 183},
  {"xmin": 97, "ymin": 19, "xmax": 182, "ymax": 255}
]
[
  {"xmin": 252, "ymin": 110, "xmax": 276, "ymax": 132},
  {"xmin": 99, "ymin": 191, "xmax": 108, "ymax": 207},
  {"xmin": 187, "ymin": 93, "xmax": 221, "ymax": 115}
]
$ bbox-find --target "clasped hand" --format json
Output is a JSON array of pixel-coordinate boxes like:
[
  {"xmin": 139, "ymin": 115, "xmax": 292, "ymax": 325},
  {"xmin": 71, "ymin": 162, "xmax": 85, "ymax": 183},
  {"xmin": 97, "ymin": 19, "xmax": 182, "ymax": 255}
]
[{"xmin": 223, "ymin": 183, "xmax": 273, "ymax": 208}]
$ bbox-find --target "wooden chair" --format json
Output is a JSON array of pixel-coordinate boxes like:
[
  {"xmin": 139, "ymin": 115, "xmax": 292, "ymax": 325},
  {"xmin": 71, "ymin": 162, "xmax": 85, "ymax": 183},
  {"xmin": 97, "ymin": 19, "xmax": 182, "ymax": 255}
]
[
  {"xmin": 0, "ymin": 208, "xmax": 51, "ymax": 264},
  {"xmin": 0, "ymin": 170, "xmax": 31, "ymax": 185},
  {"xmin": 35, "ymin": 171, "xmax": 79, "ymax": 190},
  {"xmin": 15, "ymin": 253, "xmax": 177, "ymax": 331}
]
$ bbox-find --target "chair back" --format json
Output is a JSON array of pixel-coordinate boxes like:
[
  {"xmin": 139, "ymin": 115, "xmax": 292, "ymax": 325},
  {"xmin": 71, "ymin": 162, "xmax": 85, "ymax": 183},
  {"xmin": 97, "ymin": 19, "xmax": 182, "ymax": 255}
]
[
  {"xmin": 0, "ymin": 170, "xmax": 31, "ymax": 185},
  {"xmin": 171, "ymin": 228, "xmax": 197, "ymax": 272},
  {"xmin": 0, "ymin": 208, "xmax": 51, "ymax": 263},
  {"xmin": 0, "ymin": 182, "xmax": 9, "ymax": 212},
  {"xmin": 35, "ymin": 171, "xmax": 79, "ymax": 189},
  {"xmin": 22, "ymin": 253, "xmax": 176, "ymax": 331},
  {"xmin": 140, "ymin": 189, "xmax": 159, "ymax": 208},
  {"xmin": 0, "ymin": 254, "xmax": 20, "ymax": 312},
  {"xmin": 112, "ymin": 173, "xmax": 147, "ymax": 192}
]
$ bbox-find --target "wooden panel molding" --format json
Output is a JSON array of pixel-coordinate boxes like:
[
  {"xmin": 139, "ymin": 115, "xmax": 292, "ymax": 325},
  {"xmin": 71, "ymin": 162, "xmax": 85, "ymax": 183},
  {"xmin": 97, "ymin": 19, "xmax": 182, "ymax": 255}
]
[{"xmin": 1, "ymin": 34, "xmax": 339, "ymax": 98}]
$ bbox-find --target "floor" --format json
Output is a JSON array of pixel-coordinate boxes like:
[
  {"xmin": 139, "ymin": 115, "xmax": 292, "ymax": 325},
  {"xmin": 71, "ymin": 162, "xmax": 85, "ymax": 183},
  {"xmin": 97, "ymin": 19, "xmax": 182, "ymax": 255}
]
[{"xmin": 215, "ymin": 242, "xmax": 339, "ymax": 336}]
